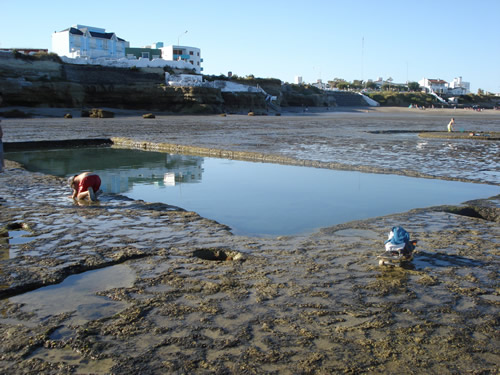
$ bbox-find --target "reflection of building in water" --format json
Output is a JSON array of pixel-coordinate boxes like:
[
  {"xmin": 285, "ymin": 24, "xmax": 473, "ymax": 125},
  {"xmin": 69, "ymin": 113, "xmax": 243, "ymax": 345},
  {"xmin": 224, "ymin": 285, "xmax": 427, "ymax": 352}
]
[
  {"xmin": 164, "ymin": 173, "xmax": 175, "ymax": 186},
  {"xmin": 96, "ymin": 154, "xmax": 204, "ymax": 194}
]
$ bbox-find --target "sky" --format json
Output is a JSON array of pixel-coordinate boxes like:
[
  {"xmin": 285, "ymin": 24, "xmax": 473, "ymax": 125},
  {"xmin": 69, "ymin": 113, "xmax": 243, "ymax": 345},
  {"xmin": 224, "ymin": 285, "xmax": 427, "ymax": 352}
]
[{"xmin": 1, "ymin": 0, "xmax": 499, "ymax": 93}]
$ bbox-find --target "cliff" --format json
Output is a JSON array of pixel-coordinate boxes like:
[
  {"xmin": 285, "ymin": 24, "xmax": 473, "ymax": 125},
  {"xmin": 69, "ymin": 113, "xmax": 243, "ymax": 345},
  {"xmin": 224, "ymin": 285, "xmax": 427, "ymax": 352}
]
[{"xmin": 0, "ymin": 52, "xmax": 369, "ymax": 114}]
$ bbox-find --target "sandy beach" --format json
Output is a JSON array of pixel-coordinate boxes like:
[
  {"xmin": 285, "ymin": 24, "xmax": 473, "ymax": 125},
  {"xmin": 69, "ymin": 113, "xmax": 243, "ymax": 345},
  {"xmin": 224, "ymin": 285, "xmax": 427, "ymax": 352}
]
[{"xmin": 0, "ymin": 107, "xmax": 499, "ymax": 374}]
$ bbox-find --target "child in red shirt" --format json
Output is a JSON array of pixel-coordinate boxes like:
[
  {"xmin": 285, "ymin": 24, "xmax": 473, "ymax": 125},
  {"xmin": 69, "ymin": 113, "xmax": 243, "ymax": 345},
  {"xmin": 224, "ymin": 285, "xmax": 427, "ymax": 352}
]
[{"xmin": 68, "ymin": 172, "xmax": 101, "ymax": 201}]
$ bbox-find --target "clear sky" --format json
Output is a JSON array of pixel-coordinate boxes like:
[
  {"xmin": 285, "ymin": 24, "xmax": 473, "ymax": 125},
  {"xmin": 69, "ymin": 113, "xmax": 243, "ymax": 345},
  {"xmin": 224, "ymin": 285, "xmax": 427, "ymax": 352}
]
[{"xmin": 1, "ymin": 0, "xmax": 499, "ymax": 93}]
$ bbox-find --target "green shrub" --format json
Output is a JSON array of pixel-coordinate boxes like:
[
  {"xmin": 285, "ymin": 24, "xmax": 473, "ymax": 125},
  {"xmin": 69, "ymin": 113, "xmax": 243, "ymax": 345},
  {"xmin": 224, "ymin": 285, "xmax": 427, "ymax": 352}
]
[
  {"xmin": 163, "ymin": 66, "xmax": 175, "ymax": 74},
  {"xmin": 365, "ymin": 92, "xmax": 440, "ymax": 107},
  {"xmin": 12, "ymin": 50, "xmax": 62, "ymax": 63}
]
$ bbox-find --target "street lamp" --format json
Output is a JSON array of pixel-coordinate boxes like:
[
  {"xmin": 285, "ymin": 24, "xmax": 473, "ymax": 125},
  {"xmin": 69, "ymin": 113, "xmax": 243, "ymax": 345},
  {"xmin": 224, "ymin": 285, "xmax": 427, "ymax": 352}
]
[{"xmin": 177, "ymin": 30, "xmax": 188, "ymax": 45}]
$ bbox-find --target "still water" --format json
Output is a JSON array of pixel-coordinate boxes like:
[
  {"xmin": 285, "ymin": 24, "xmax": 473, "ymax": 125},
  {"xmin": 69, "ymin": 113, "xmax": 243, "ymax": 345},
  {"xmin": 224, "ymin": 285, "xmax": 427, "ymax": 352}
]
[{"xmin": 6, "ymin": 147, "xmax": 499, "ymax": 236}]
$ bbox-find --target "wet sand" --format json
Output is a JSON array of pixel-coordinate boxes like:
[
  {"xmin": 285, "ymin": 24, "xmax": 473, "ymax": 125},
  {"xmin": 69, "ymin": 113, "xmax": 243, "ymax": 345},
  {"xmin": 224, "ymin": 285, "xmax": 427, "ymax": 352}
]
[{"xmin": 0, "ymin": 108, "xmax": 499, "ymax": 374}]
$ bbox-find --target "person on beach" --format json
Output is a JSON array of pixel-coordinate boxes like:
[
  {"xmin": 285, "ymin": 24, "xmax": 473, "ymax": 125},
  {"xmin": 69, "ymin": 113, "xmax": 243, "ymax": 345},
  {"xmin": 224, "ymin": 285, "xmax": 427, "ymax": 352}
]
[
  {"xmin": 0, "ymin": 120, "xmax": 4, "ymax": 173},
  {"xmin": 447, "ymin": 117, "xmax": 455, "ymax": 132},
  {"xmin": 68, "ymin": 172, "xmax": 102, "ymax": 201}
]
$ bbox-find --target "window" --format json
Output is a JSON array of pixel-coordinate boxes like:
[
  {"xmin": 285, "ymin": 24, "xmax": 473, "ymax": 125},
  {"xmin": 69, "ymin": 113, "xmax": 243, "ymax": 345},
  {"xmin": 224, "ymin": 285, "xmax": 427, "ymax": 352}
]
[
  {"xmin": 190, "ymin": 60, "xmax": 194, "ymax": 65},
  {"xmin": 103, "ymin": 40, "xmax": 108, "ymax": 49},
  {"xmin": 189, "ymin": 51, "xmax": 193, "ymax": 55},
  {"xmin": 142, "ymin": 52, "xmax": 150, "ymax": 59},
  {"xmin": 197, "ymin": 52, "xmax": 199, "ymax": 56},
  {"xmin": 73, "ymin": 36, "xmax": 81, "ymax": 46}
]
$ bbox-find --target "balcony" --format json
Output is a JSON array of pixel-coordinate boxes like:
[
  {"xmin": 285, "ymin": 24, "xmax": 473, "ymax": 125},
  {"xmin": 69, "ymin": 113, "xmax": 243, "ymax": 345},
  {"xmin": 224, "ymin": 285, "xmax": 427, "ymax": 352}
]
[{"xmin": 174, "ymin": 54, "xmax": 190, "ymax": 60}]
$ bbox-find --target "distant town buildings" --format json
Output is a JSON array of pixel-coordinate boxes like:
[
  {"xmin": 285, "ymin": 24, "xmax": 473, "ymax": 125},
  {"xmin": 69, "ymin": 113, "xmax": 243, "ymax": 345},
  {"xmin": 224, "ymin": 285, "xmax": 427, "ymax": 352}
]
[{"xmin": 419, "ymin": 77, "xmax": 470, "ymax": 95}]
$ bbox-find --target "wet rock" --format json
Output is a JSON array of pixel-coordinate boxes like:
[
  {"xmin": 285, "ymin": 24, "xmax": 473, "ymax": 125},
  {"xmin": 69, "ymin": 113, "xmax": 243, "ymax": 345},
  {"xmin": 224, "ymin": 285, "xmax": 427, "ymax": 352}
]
[
  {"xmin": 89, "ymin": 108, "xmax": 114, "ymax": 118},
  {"xmin": 0, "ymin": 113, "xmax": 499, "ymax": 374},
  {"xmin": 0, "ymin": 109, "xmax": 31, "ymax": 118},
  {"xmin": 142, "ymin": 113, "xmax": 155, "ymax": 119},
  {"xmin": 192, "ymin": 248, "xmax": 245, "ymax": 261}
]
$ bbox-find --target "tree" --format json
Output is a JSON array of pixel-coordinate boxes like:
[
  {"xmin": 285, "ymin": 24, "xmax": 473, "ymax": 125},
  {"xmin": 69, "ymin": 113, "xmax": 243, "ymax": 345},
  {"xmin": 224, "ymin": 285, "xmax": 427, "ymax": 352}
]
[
  {"xmin": 336, "ymin": 81, "xmax": 349, "ymax": 90},
  {"xmin": 352, "ymin": 80, "xmax": 364, "ymax": 89},
  {"xmin": 327, "ymin": 78, "xmax": 346, "ymax": 88},
  {"xmin": 477, "ymin": 88, "xmax": 484, "ymax": 95},
  {"xmin": 407, "ymin": 82, "xmax": 420, "ymax": 91},
  {"xmin": 365, "ymin": 81, "xmax": 378, "ymax": 90}
]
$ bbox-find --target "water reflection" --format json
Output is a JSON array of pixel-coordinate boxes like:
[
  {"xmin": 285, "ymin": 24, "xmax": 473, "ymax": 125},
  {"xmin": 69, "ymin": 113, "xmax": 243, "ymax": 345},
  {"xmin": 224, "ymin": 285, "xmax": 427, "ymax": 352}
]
[
  {"xmin": 6, "ymin": 147, "xmax": 499, "ymax": 236},
  {"xmin": 1, "ymin": 229, "xmax": 35, "ymax": 259},
  {"xmin": 9, "ymin": 265, "xmax": 135, "ymax": 325},
  {"xmin": 6, "ymin": 147, "xmax": 202, "ymax": 194}
]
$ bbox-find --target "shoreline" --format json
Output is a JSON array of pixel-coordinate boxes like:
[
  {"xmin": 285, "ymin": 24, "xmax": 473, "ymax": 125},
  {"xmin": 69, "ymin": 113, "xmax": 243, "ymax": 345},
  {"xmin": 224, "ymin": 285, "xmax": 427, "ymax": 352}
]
[{"xmin": 2, "ymin": 105, "xmax": 500, "ymax": 118}]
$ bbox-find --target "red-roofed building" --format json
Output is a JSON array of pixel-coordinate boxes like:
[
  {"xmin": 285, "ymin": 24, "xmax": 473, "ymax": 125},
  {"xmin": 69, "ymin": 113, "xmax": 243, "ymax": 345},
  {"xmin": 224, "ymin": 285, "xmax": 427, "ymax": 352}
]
[
  {"xmin": 0, "ymin": 48, "xmax": 48, "ymax": 55},
  {"xmin": 419, "ymin": 78, "xmax": 448, "ymax": 94}
]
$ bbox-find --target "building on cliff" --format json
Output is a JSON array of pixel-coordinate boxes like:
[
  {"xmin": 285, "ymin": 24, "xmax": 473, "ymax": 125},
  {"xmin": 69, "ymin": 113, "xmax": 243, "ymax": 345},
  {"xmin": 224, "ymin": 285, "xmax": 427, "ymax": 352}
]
[
  {"xmin": 160, "ymin": 45, "xmax": 203, "ymax": 74},
  {"xmin": 419, "ymin": 77, "xmax": 470, "ymax": 95},
  {"xmin": 51, "ymin": 25, "xmax": 130, "ymax": 59}
]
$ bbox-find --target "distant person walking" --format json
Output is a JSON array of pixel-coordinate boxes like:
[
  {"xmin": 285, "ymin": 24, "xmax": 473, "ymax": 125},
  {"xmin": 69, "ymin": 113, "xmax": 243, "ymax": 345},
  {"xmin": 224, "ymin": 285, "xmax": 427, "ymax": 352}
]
[
  {"xmin": 68, "ymin": 172, "xmax": 102, "ymax": 201},
  {"xmin": 0, "ymin": 120, "xmax": 4, "ymax": 173},
  {"xmin": 447, "ymin": 117, "xmax": 455, "ymax": 132}
]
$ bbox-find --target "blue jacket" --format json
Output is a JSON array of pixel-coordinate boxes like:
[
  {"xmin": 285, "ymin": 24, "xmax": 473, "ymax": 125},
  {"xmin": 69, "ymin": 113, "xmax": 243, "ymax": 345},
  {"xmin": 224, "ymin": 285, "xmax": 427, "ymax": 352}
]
[{"xmin": 385, "ymin": 226, "xmax": 410, "ymax": 245}]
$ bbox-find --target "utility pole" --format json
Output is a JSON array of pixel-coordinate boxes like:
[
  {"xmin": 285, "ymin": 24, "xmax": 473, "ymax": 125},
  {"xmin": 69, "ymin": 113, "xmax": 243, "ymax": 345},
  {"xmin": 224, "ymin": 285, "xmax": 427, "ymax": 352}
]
[
  {"xmin": 177, "ymin": 30, "xmax": 188, "ymax": 45},
  {"xmin": 361, "ymin": 37, "xmax": 364, "ymax": 84}
]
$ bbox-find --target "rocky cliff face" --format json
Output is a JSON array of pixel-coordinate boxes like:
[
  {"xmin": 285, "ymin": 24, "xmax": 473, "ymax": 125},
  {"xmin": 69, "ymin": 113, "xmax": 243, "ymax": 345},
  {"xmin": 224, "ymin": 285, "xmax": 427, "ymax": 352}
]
[
  {"xmin": 0, "ymin": 52, "xmax": 368, "ymax": 113},
  {"xmin": 0, "ymin": 53, "xmax": 229, "ymax": 113}
]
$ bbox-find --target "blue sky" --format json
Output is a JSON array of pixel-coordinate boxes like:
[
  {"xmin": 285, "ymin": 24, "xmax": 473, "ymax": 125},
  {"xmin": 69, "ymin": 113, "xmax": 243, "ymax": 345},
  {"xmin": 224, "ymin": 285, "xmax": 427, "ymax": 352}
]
[{"xmin": 1, "ymin": 0, "xmax": 499, "ymax": 93}]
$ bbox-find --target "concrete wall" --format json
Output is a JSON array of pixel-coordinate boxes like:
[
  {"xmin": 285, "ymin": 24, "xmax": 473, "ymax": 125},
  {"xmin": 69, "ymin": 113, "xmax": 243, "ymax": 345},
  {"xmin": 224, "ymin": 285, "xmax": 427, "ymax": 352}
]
[{"xmin": 51, "ymin": 30, "xmax": 70, "ymax": 56}]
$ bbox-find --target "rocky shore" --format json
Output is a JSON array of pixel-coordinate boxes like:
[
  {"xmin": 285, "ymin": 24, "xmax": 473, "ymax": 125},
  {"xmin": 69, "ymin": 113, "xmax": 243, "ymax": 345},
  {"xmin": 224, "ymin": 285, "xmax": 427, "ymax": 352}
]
[{"xmin": 0, "ymin": 109, "xmax": 499, "ymax": 374}]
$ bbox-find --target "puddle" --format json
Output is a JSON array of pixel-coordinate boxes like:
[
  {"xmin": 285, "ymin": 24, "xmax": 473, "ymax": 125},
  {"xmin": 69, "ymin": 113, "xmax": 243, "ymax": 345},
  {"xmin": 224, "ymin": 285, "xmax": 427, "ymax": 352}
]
[
  {"xmin": 413, "ymin": 252, "xmax": 483, "ymax": 269},
  {"xmin": 7, "ymin": 229, "xmax": 35, "ymax": 258},
  {"xmin": 8, "ymin": 230, "xmax": 32, "ymax": 245},
  {"xmin": 6, "ymin": 147, "xmax": 499, "ymax": 237},
  {"xmin": 9, "ymin": 264, "xmax": 136, "ymax": 325},
  {"xmin": 1, "ymin": 222, "xmax": 36, "ymax": 258}
]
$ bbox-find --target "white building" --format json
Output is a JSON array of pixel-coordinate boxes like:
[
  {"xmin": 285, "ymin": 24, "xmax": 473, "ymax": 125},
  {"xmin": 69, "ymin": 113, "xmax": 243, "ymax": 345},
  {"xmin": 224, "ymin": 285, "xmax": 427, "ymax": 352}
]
[
  {"xmin": 448, "ymin": 76, "xmax": 470, "ymax": 95},
  {"xmin": 51, "ymin": 25, "xmax": 129, "ymax": 59},
  {"xmin": 419, "ymin": 78, "xmax": 448, "ymax": 94},
  {"xmin": 419, "ymin": 77, "xmax": 470, "ymax": 95},
  {"xmin": 160, "ymin": 45, "xmax": 202, "ymax": 73}
]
